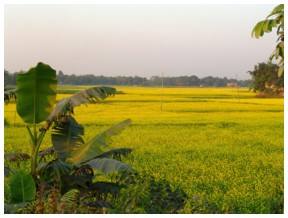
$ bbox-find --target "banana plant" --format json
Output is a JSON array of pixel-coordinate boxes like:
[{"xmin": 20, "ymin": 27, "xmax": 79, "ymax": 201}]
[
  {"xmin": 5, "ymin": 62, "xmax": 133, "ymax": 213},
  {"xmin": 38, "ymin": 117, "xmax": 133, "ymax": 193},
  {"xmin": 14, "ymin": 62, "xmax": 131, "ymax": 177},
  {"xmin": 16, "ymin": 63, "xmax": 57, "ymax": 176}
]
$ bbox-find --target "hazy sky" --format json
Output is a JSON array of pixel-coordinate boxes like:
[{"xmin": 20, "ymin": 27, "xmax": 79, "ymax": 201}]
[{"xmin": 5, "ymin": 4, "xmax": 277, "ymax": 79}]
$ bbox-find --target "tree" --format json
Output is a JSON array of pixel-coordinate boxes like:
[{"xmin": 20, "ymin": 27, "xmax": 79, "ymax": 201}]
[
  {"xmin": 252, "ymin": 4, "xmax": 284, "ymax": 76},
  {"xmin": 249, "ymin": 62, "xmax": 283, "ymax": 94}
]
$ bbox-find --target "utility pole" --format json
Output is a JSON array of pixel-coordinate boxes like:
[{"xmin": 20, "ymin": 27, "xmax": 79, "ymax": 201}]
[
  {"xmin": 160, "ymin": 72, "xmax": 164, "ymax": 112},
  {"xmin": 235, "ymin": 73, "xmax": 240, "ymax": 102}
]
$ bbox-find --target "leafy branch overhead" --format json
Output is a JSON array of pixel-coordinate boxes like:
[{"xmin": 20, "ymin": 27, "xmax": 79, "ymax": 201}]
[{"xmin": 252, "ymin": 4, "xmax": 284, "ymax": 76}]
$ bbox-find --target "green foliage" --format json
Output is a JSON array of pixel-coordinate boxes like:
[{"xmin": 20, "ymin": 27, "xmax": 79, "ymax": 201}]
[
  {"xmin": 16, "ymin": 62, "xmax": 57, "ymax": 124},
  {"xmin": 252, "ymin": 4, "xmax": 284, "ymax": 76},
  {"xmin": 9, "ymin": 170, "xmax": 36, "ymax": 203},
  {"xmin": 47, "ymin": 86, "xmax": 116, "ymax": 123},
  {"xmin": 48, "ymin": 117, "xmax": 133, "ymax": 183},
  {"xmin": 6, "ymin": 62, "xmax": 132, "ymax": 214},
  {"xmin": 59, "ymin": 189, "xmax": 80, "ymax": 213},
  {"xmin": 252, "ymin": 19, "xmax": 277, "ymax": 38},
  {"xmin": 112, "ymin": 173, "xmax": 187, "ymax": 213},
  {"xmin": 68, "ymin": 119, "xmax": 132, "ymax": 164},
  {"xmin": 12, "ymin": 62, "xmax": 122, "ymax": 176},
  {"xmin": 38, "ymin": 159, "xmax": 73, "ymax": 185},
  {"xmin": 249, "ymin": 62, "xmax": 283, "ymax": 94},
  {"xmin": 51, "ymin": 116, "xmax": 85, "ymax": 160},
  {"xmin": 14, "ymin": 62, "xmax": 57, "ymax": 176}
]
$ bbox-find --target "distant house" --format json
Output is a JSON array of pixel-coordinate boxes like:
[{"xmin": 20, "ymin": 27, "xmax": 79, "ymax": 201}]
[{"xmin": 226, "ymin": 82, "xmax": 238, "ymax": 87}]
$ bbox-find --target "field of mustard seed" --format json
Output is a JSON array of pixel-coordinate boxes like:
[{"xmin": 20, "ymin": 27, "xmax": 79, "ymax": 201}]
[{"xmin": 4, "ymin": 86, "xmax": 284, "ymax": 213}]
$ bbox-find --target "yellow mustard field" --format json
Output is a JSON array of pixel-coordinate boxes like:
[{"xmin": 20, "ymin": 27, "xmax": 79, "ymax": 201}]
[{"xmin": 4, "ymin": 87, "xmax": 284, "ymax": 213}]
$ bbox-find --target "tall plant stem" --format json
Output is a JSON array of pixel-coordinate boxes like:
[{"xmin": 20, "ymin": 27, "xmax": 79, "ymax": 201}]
[
  {"xmin": 27, "ymin": 125, "xmax": 48, "ymax": 177},
  {"xmin": 30, "ymin": 124, "xmax": 38, "ymax": 177}
]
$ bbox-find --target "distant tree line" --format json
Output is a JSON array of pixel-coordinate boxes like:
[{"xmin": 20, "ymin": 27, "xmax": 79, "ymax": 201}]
[{"xmin": 4, "ymin": 69, "xmax": 251, "ymax": 87}]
